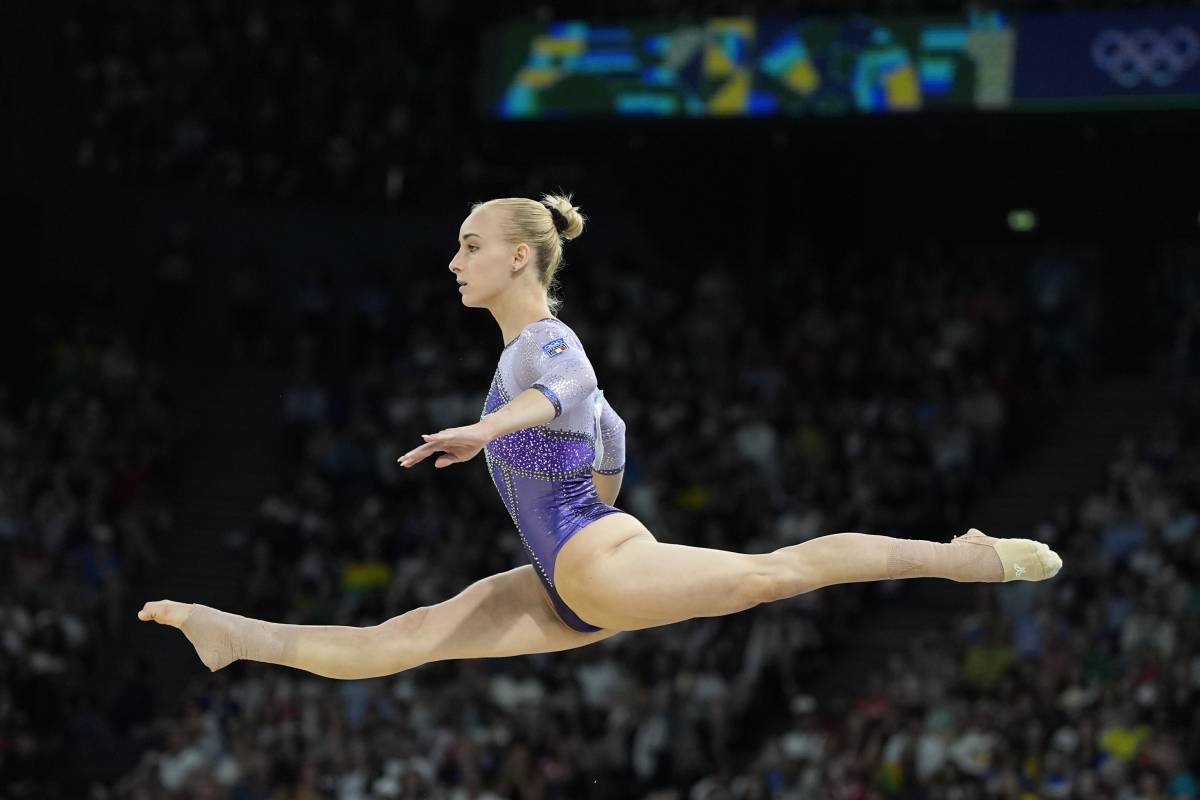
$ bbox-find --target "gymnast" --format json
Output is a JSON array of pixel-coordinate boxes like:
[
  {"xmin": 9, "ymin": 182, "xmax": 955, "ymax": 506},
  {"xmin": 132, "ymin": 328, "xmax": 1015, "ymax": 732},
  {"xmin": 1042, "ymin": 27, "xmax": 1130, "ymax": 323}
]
[{"xmin": 139, "ymin": 194, "xmax": 1062, "ymax": 679}]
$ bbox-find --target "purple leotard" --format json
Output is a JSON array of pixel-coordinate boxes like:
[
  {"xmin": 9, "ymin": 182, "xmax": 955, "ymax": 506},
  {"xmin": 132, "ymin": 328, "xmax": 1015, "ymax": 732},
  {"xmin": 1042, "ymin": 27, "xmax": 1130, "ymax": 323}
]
[{"xmin": 481, "ymin": 317, "xmax": 627, "ymax": 632}]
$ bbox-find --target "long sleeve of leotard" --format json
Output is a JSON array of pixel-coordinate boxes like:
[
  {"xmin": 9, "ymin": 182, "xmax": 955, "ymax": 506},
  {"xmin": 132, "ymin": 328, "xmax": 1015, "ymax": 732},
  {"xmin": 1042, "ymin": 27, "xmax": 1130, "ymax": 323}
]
[
  {"xmin": 512, "ymin": 319, "xmax": 598, "ymax": 418},
  {"xmin": 592, "ymin": 394, "xmax": 626, "ymax": 474}
]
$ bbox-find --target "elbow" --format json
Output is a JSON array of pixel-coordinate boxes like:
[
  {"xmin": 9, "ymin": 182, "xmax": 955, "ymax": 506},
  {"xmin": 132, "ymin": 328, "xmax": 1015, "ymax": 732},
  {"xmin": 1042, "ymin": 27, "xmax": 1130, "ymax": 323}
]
[
  {"xmin": 582, "ymin": 377, "xmax": 600, "ymax": 406},
  {"xmin": 592, "ymin": 471, "xmax": 623, "ymax": 507},
  {"xmin": 532, "ymin": 384, "xmax": 563, "ymax": 418}
]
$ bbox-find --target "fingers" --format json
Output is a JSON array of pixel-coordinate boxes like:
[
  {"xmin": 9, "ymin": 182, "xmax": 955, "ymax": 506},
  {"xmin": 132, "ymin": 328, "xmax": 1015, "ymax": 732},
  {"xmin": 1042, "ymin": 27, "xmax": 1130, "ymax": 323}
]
[
  {"xmin": 399, "ymin": 430, "xmax": 478, "ymax": 469},
  {"xmin": 423, "ymin": 430, "xmax": 469, "ymax": 446},
  {"xmin": 398, "ymin": 441, "xmax": 439, "ymax": 468},
  {"xmin": 398, "ymin": 431, "xmax": 464, "ymax": 468}
]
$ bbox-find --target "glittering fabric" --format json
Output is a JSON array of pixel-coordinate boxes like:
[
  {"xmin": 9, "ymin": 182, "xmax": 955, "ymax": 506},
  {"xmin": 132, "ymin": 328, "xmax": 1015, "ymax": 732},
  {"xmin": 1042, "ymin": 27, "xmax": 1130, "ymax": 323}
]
[
  {"xmin": 594, "ymin": 394, "xmax": 627, "ymax": 474},
  {"xmin": 481, "ymin": 317, "xmax": 626, "ymax": 632}
]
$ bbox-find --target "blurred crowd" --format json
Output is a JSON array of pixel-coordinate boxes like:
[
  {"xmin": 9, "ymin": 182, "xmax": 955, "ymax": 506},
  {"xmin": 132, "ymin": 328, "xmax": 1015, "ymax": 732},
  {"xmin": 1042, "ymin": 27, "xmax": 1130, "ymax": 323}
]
[
  {"xmin": 1149, "ymin": 246, "xmax": 1200, "ymax": 381},
  {"xmin": 736, "ymin": 398, "xmax": 1200, "ymax": 799},
  {"xmin": 1, "ymin": 282, "xmax": 178, "ymax": 793},
  {"xmin": 100, "ymin": 239, "xmax": 1109, "ymax": 799},
  {"xmin": 67, "ymin": 0, "xmax": 465, "ymax": 204}
]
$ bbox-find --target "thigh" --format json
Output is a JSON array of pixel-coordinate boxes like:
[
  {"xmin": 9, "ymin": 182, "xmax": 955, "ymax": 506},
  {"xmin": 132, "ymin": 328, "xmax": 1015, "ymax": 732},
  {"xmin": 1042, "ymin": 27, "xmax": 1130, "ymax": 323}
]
[
  {"xmin": 382, "ymin": 564, "xmax": 618, "ymax": 665},
  {"xmin": 555, "ymin": 516, "xmax": 776, "ymax": 631}
]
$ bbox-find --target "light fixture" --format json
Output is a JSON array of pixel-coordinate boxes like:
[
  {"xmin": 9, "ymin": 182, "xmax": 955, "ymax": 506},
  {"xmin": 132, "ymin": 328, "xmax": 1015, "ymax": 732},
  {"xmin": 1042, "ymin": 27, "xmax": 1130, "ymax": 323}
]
[{"xmin": 1007, "ymin": 209, "xmax": 1037, "ymax": 233}]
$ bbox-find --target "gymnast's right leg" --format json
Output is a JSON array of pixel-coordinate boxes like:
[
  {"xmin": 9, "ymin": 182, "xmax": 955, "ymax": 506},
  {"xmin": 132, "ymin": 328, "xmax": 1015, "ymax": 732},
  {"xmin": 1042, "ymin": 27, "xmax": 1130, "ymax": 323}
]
[
  {"xmin": 137, "ymin": 564, "xmax": 617, "ymax": 679},
  {"xmin": 555, "ymin": 515, "xmax": 1063, "ymax": 631}
]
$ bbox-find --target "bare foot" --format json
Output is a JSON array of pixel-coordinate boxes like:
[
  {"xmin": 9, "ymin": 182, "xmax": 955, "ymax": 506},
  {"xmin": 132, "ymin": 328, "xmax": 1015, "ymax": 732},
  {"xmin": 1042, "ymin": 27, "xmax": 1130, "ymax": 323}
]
[
  {"xmin": 138, "ymin": 600, "xmax": 239, "ymax": 672},
  {"xmin": 137, "ymin": 599, "xmax": 194, "ymax": 627}
]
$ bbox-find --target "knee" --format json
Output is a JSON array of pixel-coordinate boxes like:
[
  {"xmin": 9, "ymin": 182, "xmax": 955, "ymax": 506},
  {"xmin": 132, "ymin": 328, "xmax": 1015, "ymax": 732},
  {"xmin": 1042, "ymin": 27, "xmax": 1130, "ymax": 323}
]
[
  {"xmin": 740, "ymin": 554, "xmax": 811, "ymax": 606},
  {"xmin": 372, "ymin": 606, "xmax": 432, "ymax": 671},
  {"xmin": 737, "ymin": 560, "xmax": 795, "ymax": 607}
]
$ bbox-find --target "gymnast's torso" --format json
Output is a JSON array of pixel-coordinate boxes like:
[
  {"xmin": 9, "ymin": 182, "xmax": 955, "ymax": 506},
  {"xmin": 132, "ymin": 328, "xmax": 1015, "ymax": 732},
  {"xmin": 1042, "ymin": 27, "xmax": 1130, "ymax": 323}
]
[{"xmin": 480, "ymin": 316, "xmax": 626, "ymax": 631}]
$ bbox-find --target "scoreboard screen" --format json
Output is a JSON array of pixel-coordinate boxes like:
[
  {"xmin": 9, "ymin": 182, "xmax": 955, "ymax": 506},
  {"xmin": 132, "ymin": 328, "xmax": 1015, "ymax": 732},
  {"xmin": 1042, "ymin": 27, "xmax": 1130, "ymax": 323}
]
[
  {"xmin": 482, "ymin": 14, "xmax": 1016, "ymax": 118},
  {"xmin": 481, "ymin": 10, "xmax": 1200, "ymax": 117}
]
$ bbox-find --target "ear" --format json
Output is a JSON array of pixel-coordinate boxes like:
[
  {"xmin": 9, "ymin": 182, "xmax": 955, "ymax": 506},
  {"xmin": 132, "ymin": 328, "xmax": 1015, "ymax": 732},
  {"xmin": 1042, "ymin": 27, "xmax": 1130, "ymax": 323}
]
[{"xmin": 511, "ymin": 243, "xmax": 530, "ymax": 271}]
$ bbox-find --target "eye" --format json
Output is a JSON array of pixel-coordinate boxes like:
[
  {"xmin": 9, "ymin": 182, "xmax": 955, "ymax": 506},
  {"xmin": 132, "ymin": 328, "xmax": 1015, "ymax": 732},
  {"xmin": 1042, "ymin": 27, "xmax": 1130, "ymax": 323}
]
[{"xmin": 468, "ymin": 245, "xmax": 479, "ymax": 253}]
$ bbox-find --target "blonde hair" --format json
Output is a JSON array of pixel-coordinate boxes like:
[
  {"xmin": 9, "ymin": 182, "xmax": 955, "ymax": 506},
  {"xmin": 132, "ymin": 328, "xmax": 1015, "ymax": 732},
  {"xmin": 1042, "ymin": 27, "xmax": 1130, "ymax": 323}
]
[{"xmin": 471, "ymin": 192, "xmax": 585, "ymax": 314}]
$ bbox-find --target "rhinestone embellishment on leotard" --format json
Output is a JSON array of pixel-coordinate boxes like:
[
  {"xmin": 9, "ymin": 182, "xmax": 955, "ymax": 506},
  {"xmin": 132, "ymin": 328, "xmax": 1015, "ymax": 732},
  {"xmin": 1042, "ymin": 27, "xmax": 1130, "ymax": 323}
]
[
  {"xmin": 499, "ymin": 463, "xmax": 552, "ymax": 585},
  {"xmin": 479, "ymin": 318, "xmax": 620, "ymax": 593}
]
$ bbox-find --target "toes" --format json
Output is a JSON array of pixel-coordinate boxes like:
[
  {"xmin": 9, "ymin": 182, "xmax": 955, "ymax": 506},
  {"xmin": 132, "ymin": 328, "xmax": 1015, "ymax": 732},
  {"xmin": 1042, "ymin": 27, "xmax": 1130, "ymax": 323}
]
[
  {"xmin": 137, "ymin": 600, "xmax": 190, "ymax": 626},
  {"xmin": 1024, "ymin": 542, "xmax": 1062, "ymax": 580},
  {"xmin": 1040, "ymin": 546, "xmax": 1063, "ymax": 578}
]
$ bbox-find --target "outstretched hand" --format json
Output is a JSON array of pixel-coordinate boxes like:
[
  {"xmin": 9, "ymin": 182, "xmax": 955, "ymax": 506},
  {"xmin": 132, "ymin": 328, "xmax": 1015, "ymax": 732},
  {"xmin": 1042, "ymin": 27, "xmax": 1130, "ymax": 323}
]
[{"xmin": 398, "ymin": 422, "xmax": 492, "ymax": 469}]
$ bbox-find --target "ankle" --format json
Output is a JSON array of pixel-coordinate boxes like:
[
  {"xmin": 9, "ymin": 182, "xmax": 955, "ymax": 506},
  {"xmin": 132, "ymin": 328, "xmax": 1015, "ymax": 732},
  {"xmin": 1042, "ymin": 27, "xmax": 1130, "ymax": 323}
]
[{"xmin": 886, "ymin": 537, "xmax": 1003, "ymax": 583}]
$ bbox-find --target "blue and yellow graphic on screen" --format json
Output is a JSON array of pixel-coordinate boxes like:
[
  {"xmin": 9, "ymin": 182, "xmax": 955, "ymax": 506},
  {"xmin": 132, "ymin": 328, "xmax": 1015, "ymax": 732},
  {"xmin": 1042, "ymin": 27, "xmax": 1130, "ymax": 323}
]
[{"xmin": 485, "ymin": 12, "xmax": 1016, "ymax": 118}]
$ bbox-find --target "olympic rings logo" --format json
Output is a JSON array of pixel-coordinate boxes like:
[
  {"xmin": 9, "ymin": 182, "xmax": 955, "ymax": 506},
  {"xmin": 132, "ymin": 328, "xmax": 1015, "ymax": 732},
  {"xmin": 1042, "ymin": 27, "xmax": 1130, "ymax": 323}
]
[{"xmin": 1091, "ymin": 26, "xmax": 1200, "ymax": 88}]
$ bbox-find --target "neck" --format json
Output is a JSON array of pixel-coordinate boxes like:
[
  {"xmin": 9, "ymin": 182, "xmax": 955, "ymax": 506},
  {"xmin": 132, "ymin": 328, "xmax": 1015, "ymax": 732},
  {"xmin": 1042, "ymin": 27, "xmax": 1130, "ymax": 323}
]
[{"xmin": 490, "ymin": 292, "xmax": 553, "ymax": 346}]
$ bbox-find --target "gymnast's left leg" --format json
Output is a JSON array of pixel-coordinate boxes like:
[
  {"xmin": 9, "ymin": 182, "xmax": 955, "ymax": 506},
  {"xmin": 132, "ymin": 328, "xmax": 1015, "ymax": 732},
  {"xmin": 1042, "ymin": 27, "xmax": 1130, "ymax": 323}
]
[
  {"xmin": 554, "ymin": 514, "xmax": 1062, "ymax": 631},
  {"xmin": 138, "ymin": 565, "xmax": 617, "ymax": 679}
]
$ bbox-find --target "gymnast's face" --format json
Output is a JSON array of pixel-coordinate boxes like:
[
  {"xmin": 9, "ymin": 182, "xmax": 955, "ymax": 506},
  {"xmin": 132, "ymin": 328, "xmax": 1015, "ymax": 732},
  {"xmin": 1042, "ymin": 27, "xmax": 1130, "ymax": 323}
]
[{"xmin": 449, "ymin": 206, "xmax": 533, "ymax": 309}]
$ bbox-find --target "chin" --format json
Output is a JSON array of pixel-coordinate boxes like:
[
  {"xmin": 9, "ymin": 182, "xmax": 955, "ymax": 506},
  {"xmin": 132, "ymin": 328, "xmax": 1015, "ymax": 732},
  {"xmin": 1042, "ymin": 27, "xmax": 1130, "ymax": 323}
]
[{"xmin": 460, "ymin": 290, "xmax": 491, "ymax": 309}]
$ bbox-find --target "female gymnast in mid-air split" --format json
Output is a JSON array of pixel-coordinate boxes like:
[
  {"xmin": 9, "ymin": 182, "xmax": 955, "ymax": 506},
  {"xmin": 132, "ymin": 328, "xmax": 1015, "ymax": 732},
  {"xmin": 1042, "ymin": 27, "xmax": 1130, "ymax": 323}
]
[{"xmin": 139, "ymin": 194, "xmax": 1062, "ymax": 679}]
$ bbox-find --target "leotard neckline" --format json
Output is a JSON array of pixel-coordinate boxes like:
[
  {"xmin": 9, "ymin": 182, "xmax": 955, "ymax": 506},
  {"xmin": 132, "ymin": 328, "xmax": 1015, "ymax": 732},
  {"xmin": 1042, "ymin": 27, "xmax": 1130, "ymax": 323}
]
[{"xmin": 503, "ymin": 316, "xmax": 559, "ymax": 350}]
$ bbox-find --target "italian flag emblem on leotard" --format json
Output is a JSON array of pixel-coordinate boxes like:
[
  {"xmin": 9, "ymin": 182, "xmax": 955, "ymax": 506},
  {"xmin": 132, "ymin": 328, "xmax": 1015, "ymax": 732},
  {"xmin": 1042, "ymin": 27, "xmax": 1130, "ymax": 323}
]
[{"xmin": 542, "ymin": 337, "xmax": 568, "ymax": 357}]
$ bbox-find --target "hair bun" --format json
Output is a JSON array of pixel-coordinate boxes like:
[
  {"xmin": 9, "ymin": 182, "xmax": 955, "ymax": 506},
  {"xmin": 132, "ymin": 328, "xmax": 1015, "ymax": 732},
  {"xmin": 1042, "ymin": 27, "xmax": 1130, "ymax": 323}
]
[
  {"xmin": 545, "ymin": 204, "xmax": 569, "ymax": 234},
  {"xmin": 540, "ymin": 194, "xmax": 585, "ymax": 241}
]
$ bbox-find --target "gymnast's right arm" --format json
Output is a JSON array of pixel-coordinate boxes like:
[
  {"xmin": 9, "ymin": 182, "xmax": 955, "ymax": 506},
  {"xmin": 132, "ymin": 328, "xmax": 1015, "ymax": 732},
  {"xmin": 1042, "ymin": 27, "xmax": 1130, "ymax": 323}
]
[{"xmin": 592, "ymin": 396, "xmax": 626, "ymax": 505}]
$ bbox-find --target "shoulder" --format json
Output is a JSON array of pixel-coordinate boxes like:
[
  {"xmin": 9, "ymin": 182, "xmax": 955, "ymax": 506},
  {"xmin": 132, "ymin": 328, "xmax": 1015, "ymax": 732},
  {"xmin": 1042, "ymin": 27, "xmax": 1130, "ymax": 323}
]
[{"xmin": 517, "ymin": 317, "xmax": 583, "ymax": 357}]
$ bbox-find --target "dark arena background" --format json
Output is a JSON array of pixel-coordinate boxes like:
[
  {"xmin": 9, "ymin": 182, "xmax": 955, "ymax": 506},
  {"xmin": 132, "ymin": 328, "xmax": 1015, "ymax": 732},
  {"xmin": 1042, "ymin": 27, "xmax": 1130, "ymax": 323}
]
[{"xmin": 2, "ymin": 1, "xmax": 1200, "ymax": 798}]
